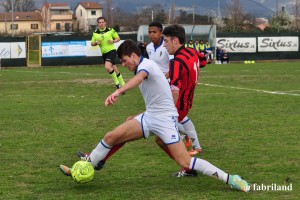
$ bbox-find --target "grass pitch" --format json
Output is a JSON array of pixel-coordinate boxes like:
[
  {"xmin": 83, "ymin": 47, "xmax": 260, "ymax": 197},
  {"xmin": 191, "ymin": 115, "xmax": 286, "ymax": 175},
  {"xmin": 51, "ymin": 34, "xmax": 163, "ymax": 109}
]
[{"xmin": 0, "ymin": 61, "xmax": 299, "ymax": 199}]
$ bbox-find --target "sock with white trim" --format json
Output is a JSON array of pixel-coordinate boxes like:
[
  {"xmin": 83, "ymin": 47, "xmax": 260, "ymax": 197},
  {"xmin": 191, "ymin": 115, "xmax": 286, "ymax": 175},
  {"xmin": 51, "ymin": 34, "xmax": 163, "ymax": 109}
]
[
  {"xmin": 180, "ymin": 117, "xmax": 202, "ymax": 149},
  {"xmin": 189, "ymin": 157, "xmax": 228, "ymax": 183},
  {"xmin": 89, "ymin": 139, "xmax": 112, "ymax": 167}
]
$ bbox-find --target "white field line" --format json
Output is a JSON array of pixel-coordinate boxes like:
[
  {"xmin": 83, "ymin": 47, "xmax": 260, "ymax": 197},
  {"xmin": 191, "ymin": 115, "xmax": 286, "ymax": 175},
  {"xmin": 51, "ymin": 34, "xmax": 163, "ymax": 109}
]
[
  {"xmin": 12, "ymin": 70, "xmax": 97, "ymax": 76},
  {"xmin": 12, "ymin": 70, "xmax": 134, "ymax": 76},
  {"xmin": 198, "ymin": 83, "xmax": 300, "ymax": 97}
]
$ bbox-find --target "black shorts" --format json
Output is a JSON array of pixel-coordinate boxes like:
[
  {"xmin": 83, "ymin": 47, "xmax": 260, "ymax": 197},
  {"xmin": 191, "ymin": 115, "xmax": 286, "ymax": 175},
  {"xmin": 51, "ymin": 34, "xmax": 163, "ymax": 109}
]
[{"xmin": 102, "ymin": 50, "xmax": 117, "ymax": 65}]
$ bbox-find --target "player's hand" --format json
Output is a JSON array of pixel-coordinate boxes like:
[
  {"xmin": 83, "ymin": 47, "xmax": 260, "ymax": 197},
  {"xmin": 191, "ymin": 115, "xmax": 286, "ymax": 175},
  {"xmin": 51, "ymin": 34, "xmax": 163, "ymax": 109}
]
[
  {"xmin": 96, "ymin": 40, "xmax": 101, "ymax": 45},
  {"xmin": 105, "ymin": 90, "xmax": 120, "ymax": 107},
  {"xmin": 108, "ymin": 40, "xmax": 114, "ymax": 44}
]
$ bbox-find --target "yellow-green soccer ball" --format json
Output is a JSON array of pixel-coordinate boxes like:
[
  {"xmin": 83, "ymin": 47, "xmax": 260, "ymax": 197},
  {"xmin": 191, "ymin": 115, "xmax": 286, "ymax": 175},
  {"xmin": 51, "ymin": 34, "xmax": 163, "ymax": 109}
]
[{"xmin": 71, "ymin": 161, "xmax": 94, "ymax": 183}]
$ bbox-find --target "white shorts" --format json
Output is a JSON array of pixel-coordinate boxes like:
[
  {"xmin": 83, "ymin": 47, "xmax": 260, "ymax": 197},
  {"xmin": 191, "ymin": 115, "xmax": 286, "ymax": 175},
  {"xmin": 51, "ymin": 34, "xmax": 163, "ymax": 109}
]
[{"xmin": 134, "ymin": 113, "xmax": 180, "ymax": 145}]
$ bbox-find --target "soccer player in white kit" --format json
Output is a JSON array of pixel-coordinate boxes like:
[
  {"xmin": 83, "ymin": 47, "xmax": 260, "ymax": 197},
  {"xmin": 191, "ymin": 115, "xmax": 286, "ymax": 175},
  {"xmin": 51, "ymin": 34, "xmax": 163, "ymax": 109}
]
[
  {"xmin": 60, "ymin": 39, "xmax": 249, "ymax": 192},
  {"xmin": 146, "ymin": 22, "xmax": 203, "ymax": 157}
]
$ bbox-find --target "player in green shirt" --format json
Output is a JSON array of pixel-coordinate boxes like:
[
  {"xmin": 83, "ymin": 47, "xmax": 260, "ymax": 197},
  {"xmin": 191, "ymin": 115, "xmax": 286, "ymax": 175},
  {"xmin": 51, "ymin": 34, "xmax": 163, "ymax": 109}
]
[{"xmin": 91, "ymin": 17, "xmax": 125, "ymax": 89}]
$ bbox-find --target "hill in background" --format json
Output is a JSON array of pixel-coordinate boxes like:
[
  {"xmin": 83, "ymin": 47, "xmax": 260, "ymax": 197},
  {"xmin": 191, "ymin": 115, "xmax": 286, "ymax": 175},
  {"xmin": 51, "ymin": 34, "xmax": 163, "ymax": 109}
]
[{"xmin": 1, "ymin": 0, "xmax": 295, "ymax": 18}]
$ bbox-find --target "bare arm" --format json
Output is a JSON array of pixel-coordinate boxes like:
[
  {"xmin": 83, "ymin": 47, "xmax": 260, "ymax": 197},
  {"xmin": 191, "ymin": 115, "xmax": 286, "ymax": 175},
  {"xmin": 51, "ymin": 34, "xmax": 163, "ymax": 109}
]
[
  {"xmin": 171, "ymin": 88, "xmax": 180, "ymax": 105},
  {"xmin": 108, "ymin": 37, "xmax": 121, "ymax": 44},
  {"xmin": 91, "ymin": 40, "xmax": 100, "ymax": 46}
]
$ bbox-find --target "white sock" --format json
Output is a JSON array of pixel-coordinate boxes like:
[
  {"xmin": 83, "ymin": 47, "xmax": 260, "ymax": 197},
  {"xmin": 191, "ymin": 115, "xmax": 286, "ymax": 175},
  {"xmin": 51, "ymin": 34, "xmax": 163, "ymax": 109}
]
[
  {"xmin": 89, "ymin": 139, "xmax": 111, "ymax": 167},
  {"xmin": 189, "ymin": 157, "xmax": 229, "ymax": 183},
  {"xmin": 177, "ymin": 123, "xmax": 185, "ymax": 133},
  {"xmin": 180, "ymin": 117, "xmax": 201, "ymax": 149}
]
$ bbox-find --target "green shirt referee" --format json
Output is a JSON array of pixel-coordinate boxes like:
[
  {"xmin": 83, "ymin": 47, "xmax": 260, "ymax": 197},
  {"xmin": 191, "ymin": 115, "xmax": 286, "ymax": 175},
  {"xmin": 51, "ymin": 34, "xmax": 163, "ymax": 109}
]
[{"xmin": 91, "ymin": 17, "xmax": 125, "ymax": 89}]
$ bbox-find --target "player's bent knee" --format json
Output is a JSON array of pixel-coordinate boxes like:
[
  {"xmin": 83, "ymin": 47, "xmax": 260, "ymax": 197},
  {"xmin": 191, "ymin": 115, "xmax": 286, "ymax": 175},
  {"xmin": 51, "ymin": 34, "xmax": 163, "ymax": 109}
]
[{"xmin": 103, "ymin": 131, "xmax": 119, "ymax": 146}]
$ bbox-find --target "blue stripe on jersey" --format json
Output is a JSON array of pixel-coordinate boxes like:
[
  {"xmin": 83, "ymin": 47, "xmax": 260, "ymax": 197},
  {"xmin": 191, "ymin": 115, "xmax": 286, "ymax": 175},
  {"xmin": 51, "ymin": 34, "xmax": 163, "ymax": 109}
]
[
  {"xmin": 100, "ymin": 140, "xmax": 111, "ymax": 149},
  {"xmin": 180, "ymin": 117, "xmax": 190, "ymax": 124},
  {"xmin": 153, "ymin": 37, "xmax": 164, "ymax": 51},
  {"xmin": 191, "ymin": 157, "xmax": 197, "ymax": 170},
  {"xmin": 139, "ymin": 56, "xmax": 144, "ymax": 64},
  {"xmin": 141, "ymin": 114, "xmax": 146, "ymax": 138},
  {"xmin": 137, "ymin": 69, "xmax": 149, "ymax": 78}
]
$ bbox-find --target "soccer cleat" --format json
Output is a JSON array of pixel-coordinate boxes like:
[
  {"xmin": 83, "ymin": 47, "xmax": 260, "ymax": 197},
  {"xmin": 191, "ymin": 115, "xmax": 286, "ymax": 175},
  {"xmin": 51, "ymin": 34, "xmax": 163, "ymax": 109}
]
[
  {"xmin": 77, "ymin": 151, "xmax": 90, "ymax": 160},
  {"xmin": 188, "ymin": 147, "xmax": 202, "ymax": 156},
  {"xmin": 115, "ymin": 84, "xmax": 121, "ymax": 89},
  {"xmin": 228, "ymin": 175, "xmax": 250, "ymax": 192},
  {"xmin": 60, "ymin": 165, "xmax": 72, "ymax": 176},
  {"xmin": 77, "ymin": 151, "xmax": 106, "ymax": 171},
  {"xmin": 181, "ymin": 134, "xmax": 192, "ymax": 149},
  {"xmin": 115, "ymin": 84, "xmax": 126, "ymax": 95},
  {"xmin": 172, "ymin": 168, "xmax": 198, "ymax": 177}
]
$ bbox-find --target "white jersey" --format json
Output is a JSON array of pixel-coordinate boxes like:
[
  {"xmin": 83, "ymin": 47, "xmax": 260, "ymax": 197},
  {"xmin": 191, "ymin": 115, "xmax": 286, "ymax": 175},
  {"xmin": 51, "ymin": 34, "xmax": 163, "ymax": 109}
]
[
  {"xmin": 146, "ymin": 39, "xmax": 172, "ymax": 74},
  {"xmin": 137, "ymin": 57, "xmax": 178, "ymax": 117}
]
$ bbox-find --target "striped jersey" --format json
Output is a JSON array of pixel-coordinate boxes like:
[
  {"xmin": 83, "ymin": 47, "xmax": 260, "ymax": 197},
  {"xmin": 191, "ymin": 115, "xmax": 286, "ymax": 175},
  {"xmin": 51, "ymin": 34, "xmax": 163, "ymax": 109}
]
[{"xmin": 169, "ymin": 46, "xmax": 202, "ymax": 121}]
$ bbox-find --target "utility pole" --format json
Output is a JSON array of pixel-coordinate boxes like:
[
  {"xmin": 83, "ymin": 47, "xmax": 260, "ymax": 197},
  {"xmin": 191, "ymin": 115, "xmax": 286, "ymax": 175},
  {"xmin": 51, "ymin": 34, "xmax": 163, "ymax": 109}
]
[
  {"xmin": 276, "ymin": 0, "xmax": 279, "ymax": 17},
  {"xmin": 218, "ymin": 0, "xmax": 221, "ymax": 18},
  {"xmin": 276, "ymin": 0, "xmax": 280, "ymax": 33},
  {"xmin": 111, "ymin": 7, "xmax": 114, "ymax": 27},
  {"xmin": 11, "ymin": 0, "xmax": 14, "ymax": 37},
  {"xmin": 151, "ymin": 10, "xmax": 154, "ymax": 21},
  {"xmin": 192, "ymin": 3, "xmax": 195, "ymax": 24}
]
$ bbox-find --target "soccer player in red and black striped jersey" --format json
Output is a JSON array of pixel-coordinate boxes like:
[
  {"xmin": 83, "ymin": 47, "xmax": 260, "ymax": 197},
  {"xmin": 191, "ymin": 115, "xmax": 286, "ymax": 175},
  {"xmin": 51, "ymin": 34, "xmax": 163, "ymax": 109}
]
[
  {"xmin": 157, "ymin": 24, "xmax": 208, "ymax": 177},
  {"xmin": 168, "ymin": 41, "xmax": 205, "ymax": 123},
  {"xmin": 162, "ymin": 25, "xmax": 206, "ymax": 151}
]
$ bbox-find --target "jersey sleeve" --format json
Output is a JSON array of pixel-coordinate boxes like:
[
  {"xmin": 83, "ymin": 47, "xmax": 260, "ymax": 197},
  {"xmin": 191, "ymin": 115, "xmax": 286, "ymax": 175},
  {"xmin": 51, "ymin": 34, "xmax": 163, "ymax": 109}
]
[
  {"xmin": 169, "ymin": 59, "xmax": 182, "ymax": 89},
  {"xmin": 137, "ymin": 62, "xmax": 150, "ymax": 78},
  {"xmin": 111, "ymin": 28, "xmax": 120, "ymax": 39},
  {"xmin": 197, "ymin": 52, "xmax": 207, "ymax": 68}
]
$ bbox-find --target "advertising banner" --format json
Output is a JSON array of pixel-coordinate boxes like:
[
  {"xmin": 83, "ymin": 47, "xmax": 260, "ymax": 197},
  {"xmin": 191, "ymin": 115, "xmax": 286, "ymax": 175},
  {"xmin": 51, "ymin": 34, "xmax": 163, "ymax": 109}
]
[
  {"xmin": 258, "ymin": 37, "xmax": 299, "ymax": 52},
  {"xmin": 0, "ymin": 42, "xmax": 26, "ymax": 58},
  {"xmin": 216, "ymin": 37, "xmax": 256, "ymax": 53},
  {"xmin": 42, "ymin": 41, "xmax": 87, "ymax": 58}
]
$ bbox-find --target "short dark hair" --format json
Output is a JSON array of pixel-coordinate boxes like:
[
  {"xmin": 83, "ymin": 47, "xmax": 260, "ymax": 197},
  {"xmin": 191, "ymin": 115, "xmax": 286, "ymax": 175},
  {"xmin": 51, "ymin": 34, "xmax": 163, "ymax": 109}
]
[
  {"xmin": 117, "ymin": 40, "xmax": 141, "ymax": 59},
  {"xmin": 162, "ymin": 24, "xmax": 185, "ymax": 44},
  {"xmin": 97, "ymin": 17, "xmax": 105, "ymax": 22},
  {"xmin": 148, "ymin": 22, "xmax": 163, "ymax": 32}
]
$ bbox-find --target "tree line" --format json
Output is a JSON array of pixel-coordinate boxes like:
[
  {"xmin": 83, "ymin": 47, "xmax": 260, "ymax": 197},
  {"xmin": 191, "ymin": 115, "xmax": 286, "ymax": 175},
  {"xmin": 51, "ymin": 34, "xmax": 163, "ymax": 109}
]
[{"xmin": 1, "ymin": 0, "xmax": 299, "ymax": 33}]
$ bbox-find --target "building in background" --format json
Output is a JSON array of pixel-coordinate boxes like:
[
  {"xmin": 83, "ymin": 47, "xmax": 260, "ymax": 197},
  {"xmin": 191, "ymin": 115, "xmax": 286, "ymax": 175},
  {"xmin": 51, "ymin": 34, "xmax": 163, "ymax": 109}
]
[
  {"xmin": 41, "ymin": 3, "xmax": 73, "ymax": 33},
  {"xmin": 74, "ymin": 2, "xmax": 102, "ymax": 33},
  {"xmin": 0, "ymin": 12, "xmax": 42, "ymax": 36}
]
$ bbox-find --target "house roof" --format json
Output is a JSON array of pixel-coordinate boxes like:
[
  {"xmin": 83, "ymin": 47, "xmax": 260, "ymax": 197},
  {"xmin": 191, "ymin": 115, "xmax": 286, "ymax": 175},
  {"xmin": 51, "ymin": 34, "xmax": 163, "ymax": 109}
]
[
  {"xmin": 78, "ymin": 2, "xmax": 102, "ymax": 9},
  {"xmin": 43, "ymin": 3, "xmax": 70, "ymax": 10},
  {"xmin": 0, "ymin": 12, "xmax": 42, "ymax": 22}
]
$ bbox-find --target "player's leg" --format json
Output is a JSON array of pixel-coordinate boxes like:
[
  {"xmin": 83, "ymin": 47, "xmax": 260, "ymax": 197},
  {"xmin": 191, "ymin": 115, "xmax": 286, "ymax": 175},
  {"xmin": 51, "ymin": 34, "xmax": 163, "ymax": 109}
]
[
  {"xmin": 112, "ymin": 64, "xmax": 125, "ymax": 87},
  {"xmin": 104, "ymin": 60, "xmax": 120, "ymax": 88},
  {"xmin": 60, "ymin": 118, "xmax": 143, "ymax": 175},
  {"xmin": 77, "ymin": 142, "xmax": 125, "ymax": 170},
  {"xmin": 110, "ymin": 50, "xmax": 125, "ymax": 87},
  {"xmin": 167, "ymin": 142, "xmax": 250, "ymax": 192},
  {"xmin": 155, "ymin": 117, "xmax": 226, "ymax": 179},
  {"xmin": 177, "ymin": 123, "xmax": 192, "ymax": 149},
  {"xmin": 76, "ymin": 116, "xmax": 138, "ymax": 170},
  {"xmin": 180, "ymin": 116, "xmax": 202, "ymax": 155},
  {"xmin": 89, "ymin": 118, "xmax": 143, "ymax": 167}
]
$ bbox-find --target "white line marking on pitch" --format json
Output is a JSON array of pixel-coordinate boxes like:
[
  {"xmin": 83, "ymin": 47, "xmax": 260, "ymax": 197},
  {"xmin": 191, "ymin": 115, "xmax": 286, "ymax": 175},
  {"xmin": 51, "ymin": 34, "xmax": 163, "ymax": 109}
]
[{"xmin": 199, "ymin": 83, "xmax": 300, "ymax": 96}]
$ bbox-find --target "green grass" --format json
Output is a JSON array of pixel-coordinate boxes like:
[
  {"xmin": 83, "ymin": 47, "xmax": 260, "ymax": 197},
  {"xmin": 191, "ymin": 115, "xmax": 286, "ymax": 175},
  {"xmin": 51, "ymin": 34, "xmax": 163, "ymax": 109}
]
[
  {"xmin": 0, "ymin": 62, "xmax": 299, "ymax": 199},
  {"xmin": 27, "ymin": 50, "xmax": 40, "ymax": 64}
]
